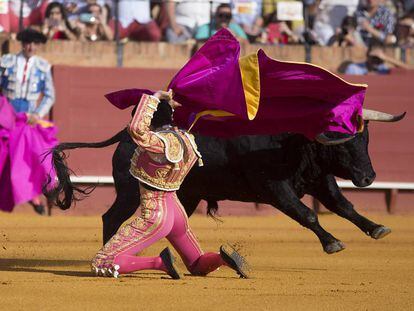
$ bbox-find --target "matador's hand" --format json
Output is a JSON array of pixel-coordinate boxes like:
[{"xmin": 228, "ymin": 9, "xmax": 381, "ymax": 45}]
[
  {"xmin": 153, "ymin": 90, "xmax": 173, "ymax": 101},
  {"xmin": 153, "ymin": 89, "xmax": 182, "ymax": 109}
]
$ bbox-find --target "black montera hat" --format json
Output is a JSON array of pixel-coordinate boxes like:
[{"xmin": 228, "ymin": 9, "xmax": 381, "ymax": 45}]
[{"xmin": 16, "ymin": 28, "xmax": 47, "ymax": 44}]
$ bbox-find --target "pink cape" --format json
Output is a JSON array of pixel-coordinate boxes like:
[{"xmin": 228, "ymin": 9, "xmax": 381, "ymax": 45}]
[{"xmin": 0, "ymin": 96, "xmax": 58, "ymax": 212}]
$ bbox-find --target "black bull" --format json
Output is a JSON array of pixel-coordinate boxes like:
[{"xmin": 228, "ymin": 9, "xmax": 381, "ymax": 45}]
[{"xmin": 48, "ymin": 118, "xmax": 403, "ymax": 254}]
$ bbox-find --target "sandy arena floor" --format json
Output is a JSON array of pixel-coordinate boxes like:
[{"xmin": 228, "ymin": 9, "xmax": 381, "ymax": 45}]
[{"xmin": 0, "ymin": 213, "xmax": 413, "ymax": 310}]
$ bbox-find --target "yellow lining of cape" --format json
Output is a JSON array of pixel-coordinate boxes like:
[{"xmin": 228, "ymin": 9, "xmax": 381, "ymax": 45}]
[
  {"xmin": 188, "ymin": 110, "xmax": 235, "ymax": 131},
  {"xmin": 238, "ymin": 53, "xmax": 260, "ymax": 120}
]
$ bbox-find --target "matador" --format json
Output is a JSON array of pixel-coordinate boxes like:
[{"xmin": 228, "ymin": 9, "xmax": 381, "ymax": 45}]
[{"xmin": 91, "ymin": 90, "xmax": 249, "ymax": 279}]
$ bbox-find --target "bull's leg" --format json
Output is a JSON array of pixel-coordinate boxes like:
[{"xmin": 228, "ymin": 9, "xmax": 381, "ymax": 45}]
[
  {"xmin": 265, "ymin": 181, "xmax": 345, "ymax": 254},
  {"xmin": 313, "ymin": 175, "xmax": 391, "ymax": 240}
]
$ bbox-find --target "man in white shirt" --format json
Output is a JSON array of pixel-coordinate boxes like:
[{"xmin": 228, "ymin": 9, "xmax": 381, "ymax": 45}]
[
  {"xmin": 166, "ymin": 0, "xmax": 218, "ymax": 43},
  {"xmin": 110, "ymin": 0, "xmax": 161, "ymax": 41}
]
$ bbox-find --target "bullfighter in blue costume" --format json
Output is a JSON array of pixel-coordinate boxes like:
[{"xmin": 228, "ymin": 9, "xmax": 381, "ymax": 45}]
[
  {"xmin": 1, "ymin": 28, "xmax": 55, "ymax": 121},
  {"xmin": 0, "ymin": 28, "xmax": 56, "ymax": 214}
]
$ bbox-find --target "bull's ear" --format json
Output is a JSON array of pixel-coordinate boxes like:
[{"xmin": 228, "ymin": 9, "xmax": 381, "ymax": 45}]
[{"xmin": 315, "ymin": 132, "xmax": 355, "ymax": 145}]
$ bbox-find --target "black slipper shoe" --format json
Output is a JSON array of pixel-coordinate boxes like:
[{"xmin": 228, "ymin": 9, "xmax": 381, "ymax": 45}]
[
  {"xmin": 29, "ymin": 201, "xmax": 45, "ymax": 215},
  {"xmin": 160, "ymin": 247, "xmax": 181, "ymax": 280},
  {"xmin": 220, "ymin": 244, "xmax": 250, "ymax": 279}
]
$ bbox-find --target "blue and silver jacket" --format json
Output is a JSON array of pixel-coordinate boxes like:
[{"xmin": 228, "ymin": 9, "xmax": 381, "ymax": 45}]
[{"xmin": 0, "ymin": 53, "xmax": 55, "ymax": 117}]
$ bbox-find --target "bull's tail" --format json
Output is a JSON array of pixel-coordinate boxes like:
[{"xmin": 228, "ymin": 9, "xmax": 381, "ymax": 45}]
[
  {"xmin": 44, "ymin": 128, "xmax": 127, "ymax": 210},
  {"xmin": 206, "ymin": 200, "xmax": 223, "ymax": 223}
]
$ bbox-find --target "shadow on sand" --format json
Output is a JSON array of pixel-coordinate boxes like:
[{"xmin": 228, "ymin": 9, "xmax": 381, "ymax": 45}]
[
  {"xmin": 0, "ymin": 258, "xmax": 252, "ymax": 279},
  {"xmin": 0, "ymin": 258, "xmax": 91, "ymax": 277}
]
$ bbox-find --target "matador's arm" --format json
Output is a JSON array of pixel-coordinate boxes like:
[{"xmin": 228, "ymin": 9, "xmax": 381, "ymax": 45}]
[{"xmin": 128, "ymin": 94, "xmax": 165, "ymax": 154}]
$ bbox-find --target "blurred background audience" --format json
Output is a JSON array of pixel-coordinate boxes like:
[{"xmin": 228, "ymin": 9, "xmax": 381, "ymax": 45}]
[
  {"xmin": 0, "ymin": 0, "xmax": 412, "ymax": 73},
  {"xmin": 0, "ymin": 0, "xmax": 410, "ymax": 46}
]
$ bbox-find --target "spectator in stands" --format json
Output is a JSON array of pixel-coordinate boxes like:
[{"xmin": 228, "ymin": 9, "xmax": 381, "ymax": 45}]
[
  {"xmin": 50, "ymin": 1, "xmax": 79, "ymax": 24},
  {"xmin": 54, "ymin": 0, "xmax": 111, "ymax": 15},
  {"xmin": 195, "ymin": 3, "xmax": 248, "ymax": 42},
  {"xmin": 76, "ymin": 0, "xmax": 113, "ymax": 24},
  {"xmin": 166, "ymin": 0, "xmax": 212, "ymax": 43},
  {"xmin": 150, "ymin": 0, "xmax": 170, "ymax": 36},
  {"xmin": 261, "ymin": 11, "xmax": 300, "ymax": 44},
  {"xmin": 338, "ymin": 42, "xmax": 412, "ymax": 74},
  {"xmin": 396, "ymin": 7, "xmax": 414, "ymax": 47},
  {"xmin": 78, "ymin": 3, "xmax": 113, "ymax": 41},
  {"xmin": 109, "ymin": 0, "xmax": 161, "ymax": 42},
  {"xmin": 42, "ymin": 2, "xmax": 78, "ymax": 40},
  {"xmin": 0, "ymin": 0, "xmax": 48, "ymax": 33},
  {"xmin": 397, "ymin": 0, "xmax": 414, "ymax": 14},
  {"xmin": 327, "ymin": 15, "xmax": 365, "ymax": 46},
  {"xmin": 0, "ymin": 28, "xmax": 55, "ymax": 215},
  {"xmin": 312, "ymin": 0, "xmax": 359, "ymax": 45},
  {"xmin": 231, "ymin": 0, "xmax": 264, "ymax": 43},
  {"xmin": 356, "ymin": 0, "xmax": 397, "ymax": 46},
  {"xmin": 262, "ymin": 0, "xmax": 305, "ymax": 42}
]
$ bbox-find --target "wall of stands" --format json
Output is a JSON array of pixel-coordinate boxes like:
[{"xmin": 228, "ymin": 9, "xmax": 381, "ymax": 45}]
[{"xmin": 44, "ymin": 65, "xmax": 414, "ymax": 216}]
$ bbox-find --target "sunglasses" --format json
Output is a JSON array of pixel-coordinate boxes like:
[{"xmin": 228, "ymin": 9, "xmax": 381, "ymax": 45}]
[{"xmin": 217, "ymin": 12, "xmax": 232, "ymax": 20}]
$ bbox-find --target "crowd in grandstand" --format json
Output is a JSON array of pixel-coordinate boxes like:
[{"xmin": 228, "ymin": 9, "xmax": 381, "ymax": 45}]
[
  {"xmin": 0, "ymin": 0, "xmax": 412, "ymax": 75},
  {"xmin": 0, "ymin": 0, "xmax": 412, "ymax": 47}
]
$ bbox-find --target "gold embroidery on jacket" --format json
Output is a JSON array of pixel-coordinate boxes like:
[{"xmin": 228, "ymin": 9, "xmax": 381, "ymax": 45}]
[
  {"xmin": 128, "ymin": 95, "xmax": 165, "ymax": 153},
  {"xmin": 154, "ymin": 131, "xmax": 184, "ymax": 163},
  {"xmin": 155, "ymin": 168, "xmax": 170, "ymax": 179},
  {"xmin": 130, "ymin": 127, "xmax": 202, "ymax": 191},
  {"xmin": 130, "ymin": 166, "xmax": 181, "ymax": 190}
]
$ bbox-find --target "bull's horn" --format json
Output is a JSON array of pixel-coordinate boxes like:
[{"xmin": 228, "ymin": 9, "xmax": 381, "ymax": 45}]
[
  {"xmin": 315, "ymin": 133, "xmax": 355, "ymax": 145},
  {"xmin": 363, "ymin": 109, "xmax": 406, "ymax": 122}
]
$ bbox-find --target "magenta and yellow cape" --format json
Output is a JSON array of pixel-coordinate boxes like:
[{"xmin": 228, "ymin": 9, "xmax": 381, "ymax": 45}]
[{"xmin": 106, "ymin": 29, "xmax": 366, "ymax": 139}]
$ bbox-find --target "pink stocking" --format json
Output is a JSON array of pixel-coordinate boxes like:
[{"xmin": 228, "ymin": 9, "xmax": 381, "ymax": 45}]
[
  {"xmin": 115, "ymin": 255, "xmax": 166, "ymax": 274},
  {"xmin": 188, "ymin": 252, "xmax": 226, "ymax": 276},
  {"xmin": 167, "ymin": 200, "xmax": 229, "ymax": 276}
]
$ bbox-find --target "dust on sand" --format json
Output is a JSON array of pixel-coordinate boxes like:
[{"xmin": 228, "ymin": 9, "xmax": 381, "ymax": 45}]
[{"xmin": 0, "ymin": 213, "xmax": 413, "ymax": 310}]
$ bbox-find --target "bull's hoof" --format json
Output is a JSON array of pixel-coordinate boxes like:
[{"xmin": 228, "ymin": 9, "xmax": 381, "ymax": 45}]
[
  {"xmin": 371, "ymin": 226, "xmax": 392, "ymax": 240},
  {"xmin": 324, "ymin": 241, "xmax": 346, "ymax": 254}
]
